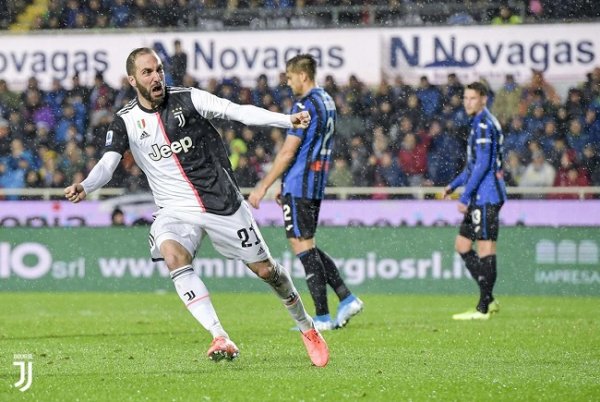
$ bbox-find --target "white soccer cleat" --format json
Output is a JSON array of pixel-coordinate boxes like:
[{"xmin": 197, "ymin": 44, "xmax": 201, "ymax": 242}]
[
  {"xmin": 335, "ymin": 296, "xmax": 364, "ymax": 328},
  {"xmin": 452, "ymin": 310, "xmax": 490, "ymax": 320}
]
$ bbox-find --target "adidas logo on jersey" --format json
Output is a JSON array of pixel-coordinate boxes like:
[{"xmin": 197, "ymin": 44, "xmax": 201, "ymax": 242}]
[
  {"xmin": 148, "ymin": 136, "xmax": 193, "ymax": 161},
  {"xmin": 140, "ymin": 131, "xmax": 150, "ymax": 140}
]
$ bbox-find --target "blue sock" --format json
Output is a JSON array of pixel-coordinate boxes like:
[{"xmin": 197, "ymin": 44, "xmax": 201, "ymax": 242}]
[
  {"xmin": 340, "ymin": 294, "xmax": 356, "ymax": 306},
  {"xmin": 315, "ymin": 314, "xmax": 331, "ymax": 322}
]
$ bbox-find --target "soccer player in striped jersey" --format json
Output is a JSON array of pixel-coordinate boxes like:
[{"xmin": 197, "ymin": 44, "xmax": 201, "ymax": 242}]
[
  {"xmin": 249, "ymin": 54, "xmax": 363, "ymax": 330},
  {"xmin": 64, "ymin": 48, "xmax": 328, "ymax": 366},
  {"xmin": 443, "ymin": 81, "xmax": 507, "ymax": 320}
]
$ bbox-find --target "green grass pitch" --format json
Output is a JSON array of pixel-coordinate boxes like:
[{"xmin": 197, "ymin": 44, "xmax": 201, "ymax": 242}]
[{"xmin": 1, "ymin": 292, "xmax": 598, "ymax": 401}]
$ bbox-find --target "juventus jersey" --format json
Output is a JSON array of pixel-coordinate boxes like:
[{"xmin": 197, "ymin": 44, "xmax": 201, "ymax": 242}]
[{"xmin": 105, "ymin": 87, "xmax": 248, "ymax": 215}]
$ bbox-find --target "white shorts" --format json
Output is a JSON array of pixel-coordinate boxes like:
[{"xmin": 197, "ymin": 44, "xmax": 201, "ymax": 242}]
[{"xmin": 149, "ymin": 201, "xmax": 271, "ymax": 264}]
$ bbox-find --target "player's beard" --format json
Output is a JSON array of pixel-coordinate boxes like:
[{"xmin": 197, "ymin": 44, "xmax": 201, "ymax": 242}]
[{"xmin": 137, "ymin": 81, "xmax": 165, "ymax": 108}]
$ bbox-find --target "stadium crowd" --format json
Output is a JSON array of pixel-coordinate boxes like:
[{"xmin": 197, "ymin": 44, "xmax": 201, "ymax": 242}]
[
  {"xmin": 1, "ymin": 0, "xmax": 597, "ymax": 31},
  {"xmin": 1, "ymin": 63, "xmax": 600, "ymax": 199}
]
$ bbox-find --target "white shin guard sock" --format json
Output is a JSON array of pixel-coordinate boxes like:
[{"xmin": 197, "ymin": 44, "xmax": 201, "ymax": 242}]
[
  {"xmin": 170, "ymin": 265, "xmax": 228, "ymax": 339},
  {"xmin": 265, "ymin": 263, "xmax": 313, "ymax": 332}
]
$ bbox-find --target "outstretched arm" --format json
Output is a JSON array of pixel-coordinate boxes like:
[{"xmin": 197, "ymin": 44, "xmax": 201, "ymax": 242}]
[
  {"xmin": 64, "ymin": 151, "xmax": 122, "ymax": 203},
  {"xmin": 226, "ymin": 103, "xmax": 310, "ymax": 129},
  {"xmin": 248, "ymin": 135, "xmax": 302, "ymax": 209},
  {"xmin": 191, "ymin": 88, "xmax": 310, "ymax": 129}
]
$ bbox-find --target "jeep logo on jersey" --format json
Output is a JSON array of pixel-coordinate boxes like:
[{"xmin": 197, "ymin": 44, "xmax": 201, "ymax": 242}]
[{"xmin": 148, "ymin": 136, "xmax": 193, "ymax": 161}]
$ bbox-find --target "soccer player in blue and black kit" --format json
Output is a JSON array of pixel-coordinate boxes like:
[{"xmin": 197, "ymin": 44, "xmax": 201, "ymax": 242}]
[
  {"xmin": 249, "ymin": 54, "xmax": 363, "ymax": 330},
  {"xmin": 443, "ymin": 81, "xmax": 507, "ymax": 320}
]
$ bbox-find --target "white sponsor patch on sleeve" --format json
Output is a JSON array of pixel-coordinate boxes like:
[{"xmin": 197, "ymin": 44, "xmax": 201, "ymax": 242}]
[{"xmin": 105, "ymin": 130, "xmax": 113, "ymax": 146}]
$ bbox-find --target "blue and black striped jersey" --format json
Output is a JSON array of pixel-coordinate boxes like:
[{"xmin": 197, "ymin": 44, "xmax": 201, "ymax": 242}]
[
  {"xmin": 282, "ymin": 87, "xmax": 336, "ymax": 199},
  {"xmin": 450, "ymin": 107, "xmax": 507, "ymax": 206}
]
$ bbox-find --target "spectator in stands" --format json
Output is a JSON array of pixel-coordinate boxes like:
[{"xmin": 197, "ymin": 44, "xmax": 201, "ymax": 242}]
[
  {"xmin": 111, "ymin": 208, "xmax": 126, "ymax": 226},
  {"xmin": 491, "ymin": 4, "xmax": 523, "ymax": 24},
  {"xmin": 348, "ymin": 135, "xmax": 370, "ymax": 187},
  {"xmin": 520, "ymin": 69, "xmax": 561, "ymax": 114},
  {"xmin": 503, "ymin": 116, "xmax": 530, "ymax": 160},
  {"xmin": 443, "ymin": 73, "xmax": 464, "ymax": 102},
  {"xmin": 89, "ymin": 72, "xmax": 115, "ymax": 112},
  {"xmin": 323, "ymin": 75, "xmax": 340, "ymax": 100},
  {"xmin": 389, "ymin": 115, "xmax": 415, "ymax": 152},
  {"xmin": 397, "ymin": 132, "xmax": 428, "ymax": 186},
  {"xmin": 110, "ymin": 0, "xmax": 132, "ymax": 27},
  {"xmin": 537, "ymin": 119, "xmax": 558, "ymax": 155},
  {"xmin": 391, "ymin": 75, "xmax": 414, "ymax": 110},
  {"xmin": 582, "ymin": 67, "xmax": 600, "ymax": 105},
  {"xmin": 524, "ymin": 104, "xmax": 547, "ymax": 136},
  {"xmin": 122, "ymin": 164, "xmax": 150, "ymax": 193},
  {"xmin": 0, "ymin": 118, "xmax": 11, "ymax": 155},
  {"xmin": 565, "ymin": 87, "xmax": 587, "ymax": 120},
  {"xmin": 45, "ymin": 78, "xmax": 67, "ymax": 121},
  {"xmin": 0, "ymin": 79, "xmax": 21, "ymax": 117},
  {"xmin": 375, "ymin": 150, "xmax": 407, "ymax": 189},
  {"xmin": 250, "ymin": 144, "xmax": 271, "ymax": 180},
  {"xmin": 170, "ymin": 40, "xmax": 188, "ymax": 86},
  {"xmin": 546, "ymin": 137, "xmax": 572, "ymax": 169},
  {"xmin": 401, "ymin": 93, "xmax": 426, "ymax": 130},
  {"xmin": 566, "ymin": 118, "xmax": 592, "ymax": 159},
  {"xmin": 113, "ymin": 77, "xmax": 137, "ymax": 110},
  {"xmin": 425, "ymin": 119, "xmax": 462, "ymax": 186},
  {"xmin": 336, "ymin": 102, "xmax": 364, "ymax": 140},
  {"xmin": 68, "ymin": 73, "xmax": 91, "ymax": 105},
  {"xmin": 552, "ymin": 105, "xmax": 569, "ymax": 134},
  {"xmin": 371, "ymin": 126, "xmax": 390, "ymax": 158},
  {"xmin": 581, "ymin": 144, "xmax": 600, "ymax": 186},
  {"xmin": 54, "ymin": 103, "xmax": 85, "ymax": 144},
  {"xmin": 273, "ymin": 72, "xmax": 293, "ymax": 105},
  {"xmin": 583, "ymin": 108, "xmax": 600, "ymax": 143},
  {"xmin": 62, "ymin": 0, "xmax": 82, "ymax": 29},
  {"xmin": 24, "ymin": 169, "xmax": 43, "ymax": 194},
  {"xmin": 370, "ymin": 99, "xmax": 396, "ymax": 134},
  {"xmin": 549, "ymin": 151, "xmax": 590, "ymax": 199},
  {"xmin": 22, "ymin": 89, "xmax": 56, "ymax": 131},
  {"xmin": 503, "ymin": 150, "xmax": 526, "ymax": 187},
  {"xmin": 328, "ymin": 155, "xmax": 353, "ymax": 189},
  {"xmin": 0, "ymin": 139, "xmax": 35, "ymax": 197},
  {"xmin": 492, "ymin": 74, "xmax": 523, "ymax": 125},
  {"xmin": 233, "ymin": 154, "xmax": 259, "ymax": 188},
  {"xmin": 415, "ymin": 76, "xmax": 442, "ymax": 120},
  {"xmin": 343, "ymin": 74, "xmax": 372, "ymax": 118},
  {"xmin": 60, "ymin": 140, "xmax": 86, "ymax": 183},
  {"xmin": 519, "ymin": 150, "xmax": 556, "ymax": 196},
  {"xmin": 85, "ymin": 0, "xmax": 108, "ymax": 28},
  {"xmin": 251, "ymin": 74, "xmax": 274, "ymax": 108}
]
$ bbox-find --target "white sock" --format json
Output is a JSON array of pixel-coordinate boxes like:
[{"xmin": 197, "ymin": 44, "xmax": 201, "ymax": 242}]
[
  {"xmin": 170, "ymin": 265, "xmax": 228, "ymax": 339},
  {"xmin": 264, "ymin": 263, "xmax": 313, "ymax": 332}
]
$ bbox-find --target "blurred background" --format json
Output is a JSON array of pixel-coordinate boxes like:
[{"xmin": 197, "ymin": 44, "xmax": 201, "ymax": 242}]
[{"xmin": 0, "ymin": 1, "xmax": 598, "ymax": 297}]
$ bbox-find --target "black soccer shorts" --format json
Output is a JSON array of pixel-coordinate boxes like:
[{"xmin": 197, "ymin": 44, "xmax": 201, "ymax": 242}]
[
  {"xmin": 459, "ymin": 203, "xmax": 502, "ymax": 241},
  {"xmin": 280, "ymin": 194, "xmax": 322, "ymax": 239}
]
